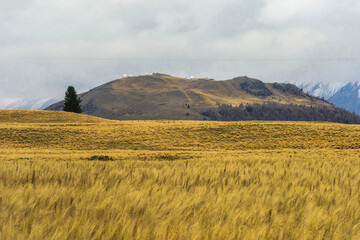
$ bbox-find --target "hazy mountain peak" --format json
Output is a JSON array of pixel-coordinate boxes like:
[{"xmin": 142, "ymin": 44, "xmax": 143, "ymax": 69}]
[
  {"xmin": 0, "ymin": 98, "xmax": 59, "ymax": 110},
  {"xmin": 297, "ymin": 81, "xmax": 346, "ymax": 99},
  {"xmin": 292, "ymin": 80, "xmax": 360, "ymax": 115}
]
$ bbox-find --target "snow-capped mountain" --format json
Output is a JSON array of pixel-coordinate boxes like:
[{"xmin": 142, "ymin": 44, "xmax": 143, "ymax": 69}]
[
  {"xmin": 295, "ymin": 81, "xmax": 360, "ymax": 115},
  {"xmin": 298, "ymin": 82, "xmax": 346, "ymax": 99},
  {"xmin": 0, "ymin": 98, "xmax": 59, "ymax": 110},
  {"xmin": 328, "ymin": 83, "xmax": 360, "ymax": 115},
  {"xmin": 2, "ymin": 79, "xmax": 360, "ymax": 116}
]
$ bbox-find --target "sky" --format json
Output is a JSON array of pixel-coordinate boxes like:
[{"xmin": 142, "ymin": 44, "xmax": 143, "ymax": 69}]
[{"xmin": 1, "ymin": 0, "xmax": 360, "ymax": 104}]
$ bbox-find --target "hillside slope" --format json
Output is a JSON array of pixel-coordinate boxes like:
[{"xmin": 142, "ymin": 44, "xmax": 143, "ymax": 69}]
[
  {"xmin": 46, "ymin": 74, "xmax": 331, "ymax": 120},
  {"xmin": 0, "ymin": 110, "xmax": 108, "ymax": 123}
]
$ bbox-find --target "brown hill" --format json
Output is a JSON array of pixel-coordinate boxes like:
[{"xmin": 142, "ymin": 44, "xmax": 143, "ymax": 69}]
[{"xmin": 46, "ymin": 73, "xmax": 331, "ymax": 120}]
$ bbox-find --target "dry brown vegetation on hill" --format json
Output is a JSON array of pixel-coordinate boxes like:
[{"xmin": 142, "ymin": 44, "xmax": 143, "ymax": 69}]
[{"xmin": 1, "ymin": 110, "xmax": 360, "ymax": 239}]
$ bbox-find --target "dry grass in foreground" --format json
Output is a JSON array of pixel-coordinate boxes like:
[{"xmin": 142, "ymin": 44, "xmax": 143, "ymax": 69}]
[{"xmin": 1, "ymin": 110, "xmax": 360, "ymax": 239}]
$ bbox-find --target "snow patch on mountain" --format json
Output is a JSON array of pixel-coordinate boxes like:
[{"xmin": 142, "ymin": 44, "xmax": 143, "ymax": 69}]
[
  {"xmin": 291, "ymin": 81, "xmax": 360, "ymax": 115},
  {"xmin": 327, "ymin": 82, "xmax": 360, "ymax": 115},
  {"xmin": 296, "ymin": 81, "xmax": 346, "ymax": 99}
]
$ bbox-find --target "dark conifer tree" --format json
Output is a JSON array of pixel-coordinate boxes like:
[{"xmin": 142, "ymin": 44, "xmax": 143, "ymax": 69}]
[{"xmin": 62, "ymin": 86, "xmax": 82, "ymax": 113}]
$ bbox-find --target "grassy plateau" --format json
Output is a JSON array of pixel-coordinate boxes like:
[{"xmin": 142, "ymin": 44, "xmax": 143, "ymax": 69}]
[{"xmin": 1, "ymin": 110, "xmax": 360, "ymax": 239}]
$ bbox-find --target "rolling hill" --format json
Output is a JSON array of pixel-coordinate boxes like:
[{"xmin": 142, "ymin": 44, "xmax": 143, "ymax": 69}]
[
  {"xmin": 0, "ymin": 109, "xmax": 107, "ymax": 123},
  {"xmin": 2, "ymin": 109, "xmax": 360, "ymax": 152},
  {"xmin": 46, "ymin": 73, "xmax": 332, "ymax": 120}
]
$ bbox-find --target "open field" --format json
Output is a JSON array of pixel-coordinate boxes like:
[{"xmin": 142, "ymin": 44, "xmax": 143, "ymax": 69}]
[{"xmin": 1, "ymin": 110, "xmax": 360, "ymax": 239}]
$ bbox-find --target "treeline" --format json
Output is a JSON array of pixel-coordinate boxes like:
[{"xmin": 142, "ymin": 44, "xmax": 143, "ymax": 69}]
[{"xmin": 201, "ymin": 102, "xmax": 360, "ymax": 124}]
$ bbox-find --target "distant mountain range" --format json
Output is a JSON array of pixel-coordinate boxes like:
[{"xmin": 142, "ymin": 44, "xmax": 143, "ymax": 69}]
[
  {"xmin": 3, "ymin": 74, "xmax": 360, "ymax": 119},
  {"xmin": 298, "ymin": 82, "xmax": 360, "ymax": 115},
  {"xmin": 0, "ymin": 98, "xmax": 58, "ymax": 110},
  {"xmin": 46, "ymin": 73, "xmax": 333, "ymax": 120}
]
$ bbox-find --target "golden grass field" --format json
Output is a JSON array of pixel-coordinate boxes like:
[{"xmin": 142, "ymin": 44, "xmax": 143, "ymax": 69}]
[{"xmin": 1, "ymin": 110, "xmax": 360, "ymax": 239}]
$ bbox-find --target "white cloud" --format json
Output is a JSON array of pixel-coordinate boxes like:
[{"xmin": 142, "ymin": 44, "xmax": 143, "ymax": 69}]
[
  {"xmin": 260, "ymin": 0, "xmax": 329, "ymax": 22},
  {"xmin": 210, "ymin": 27, "xmax": 325, "ymax": 59}
]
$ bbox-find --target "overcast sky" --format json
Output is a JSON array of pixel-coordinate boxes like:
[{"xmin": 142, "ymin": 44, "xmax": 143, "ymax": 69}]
[{"xmin": 1, "ymin": 0, "xmax": 360, "ymax": 103}]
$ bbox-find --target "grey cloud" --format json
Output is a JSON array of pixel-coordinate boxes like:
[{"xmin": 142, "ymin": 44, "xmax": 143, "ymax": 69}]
[{"xmin": 209, "ymin": 0, "xmax": 265, "ymax": 38}]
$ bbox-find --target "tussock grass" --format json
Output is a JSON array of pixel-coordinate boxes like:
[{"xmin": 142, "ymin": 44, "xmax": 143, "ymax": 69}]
[{"xmin": 1, "ymin": 110, "xmax": 360, "ymax": 239}]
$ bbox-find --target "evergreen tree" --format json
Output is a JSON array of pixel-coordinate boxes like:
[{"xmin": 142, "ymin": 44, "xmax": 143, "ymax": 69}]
[{"xmin": 62, "ymin": 86, "xmax": 82, "ymax": 113}]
